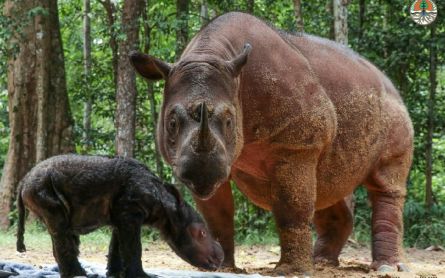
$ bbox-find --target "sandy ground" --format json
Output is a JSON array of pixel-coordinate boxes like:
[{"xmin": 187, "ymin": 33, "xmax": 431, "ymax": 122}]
[{"xmin": 1, "ymin": 240, "xmax": 444, "ymax": 278}]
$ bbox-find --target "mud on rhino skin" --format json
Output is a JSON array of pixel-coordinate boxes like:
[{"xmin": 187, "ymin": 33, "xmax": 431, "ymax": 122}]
[{"xmin": 131, "ymin": 12, "xmax": 413, "ymax": 275}]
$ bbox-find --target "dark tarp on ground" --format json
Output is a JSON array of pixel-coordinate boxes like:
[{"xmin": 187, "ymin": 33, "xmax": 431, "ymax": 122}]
[{"xmin": 0, "ymin": 261, "xmax": 276, "ymax": 278}]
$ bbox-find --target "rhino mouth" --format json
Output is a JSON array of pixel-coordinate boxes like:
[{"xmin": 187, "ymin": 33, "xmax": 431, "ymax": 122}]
[
  {"xmin": 179, "ymin": 177, "xmax": 224, "ymax": 200},
  {"xmin": 173, "ymin": 156, "xmax": 230, "ymax": 200}
]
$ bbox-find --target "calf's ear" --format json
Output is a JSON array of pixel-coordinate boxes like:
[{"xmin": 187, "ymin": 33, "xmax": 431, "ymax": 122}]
[
  {"xmin": 129, "ymin": 51, "xmax": 171, "ymax": 80},
  {"xmin": 164, "ymin": 184, "xmax": 184, "ymax": 207},
  {"xmin": 228, "ymin": 43, "xmax": 252, "ymax": 77}
]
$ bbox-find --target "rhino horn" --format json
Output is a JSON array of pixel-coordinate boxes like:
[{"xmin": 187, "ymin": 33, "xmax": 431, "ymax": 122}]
[{"xmin": 196, "ymin": 102, "xmax": 214, "ymax": 152}]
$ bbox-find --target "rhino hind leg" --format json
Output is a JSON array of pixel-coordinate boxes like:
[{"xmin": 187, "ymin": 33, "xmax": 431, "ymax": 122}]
[
  {"xmin": 51, "ymin": 233, "xmax": 86, "ymax": 278},
  {"xmin": 33, "ymin": 194, "xmax": 85, "ymax": 277},
  {"xmin": 313, "ymin": 198, "xmax": 353, "ymax": 266},
  {"xmin": 365, "ymin": 149, "xmax": 411, "ymax": 272}
]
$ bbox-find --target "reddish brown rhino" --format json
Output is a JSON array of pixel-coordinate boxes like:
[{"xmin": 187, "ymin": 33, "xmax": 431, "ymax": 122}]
[{"xmin": 130, "ymin": 12, "xmax": 413, "ymax": 275}]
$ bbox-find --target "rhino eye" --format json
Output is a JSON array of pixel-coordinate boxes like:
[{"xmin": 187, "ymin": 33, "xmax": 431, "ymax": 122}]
[
  {"xmin": 169, "ymin": 118, "xmax": 176, "ymax": 129},
  {"xmin": 224, "ymin": 115, "xmax": 234, "ymax": 137},
  {"xmin": 200, "ymin": 230, "xmax": 207, "ymax": 239},
  {"xmin": 226, "ymin": 118, "xmax": 232, "ymax": 129},
  {"xmin": 167, "ymin": 117, "xmax": 179, "ymax": 137}
]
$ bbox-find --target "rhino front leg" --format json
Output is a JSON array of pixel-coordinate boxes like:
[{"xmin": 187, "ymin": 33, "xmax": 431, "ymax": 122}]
[
  {"xmin": 194, "ymin": 181, "xmax": 237, "ymax": 269},
  {"xmin": 114, "ymin": 212, "xmax": 148, "ymax": 278},
  {"xmin": 272, "ymin": 151, "xmax": 318, "ymax": 275},
  {"xmin": 106, "ymin": 229, "xmax": 122, "ymax": 277}
]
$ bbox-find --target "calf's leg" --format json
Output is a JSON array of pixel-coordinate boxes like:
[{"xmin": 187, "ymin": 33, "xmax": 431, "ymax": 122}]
[
  {"xmin": 51, "ymin": 233, "xmax": 85, "ymax": 278},
  {"xmin": 73, "ymin": 234, "xmax": 80, "ymax": 250},
  {"xmin": 32, "ymin": 190, "xmax": 85, "ymax": 277},
  {"xmin": 115, "ymin": 214, "xmax": 148, "ymax": 278},
  {"xmin": 313, "ymin": 198, "xmax": 353, "ymax": 266},
  {"xmin": 106, "ymin": 229, "xmax": 122, "ymax": 277}
]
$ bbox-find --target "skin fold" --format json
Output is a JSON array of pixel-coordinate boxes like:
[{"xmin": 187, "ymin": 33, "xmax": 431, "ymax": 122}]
[{"xmin": 131, "ymin": 12, "xmax": 413, "ymax": 275}]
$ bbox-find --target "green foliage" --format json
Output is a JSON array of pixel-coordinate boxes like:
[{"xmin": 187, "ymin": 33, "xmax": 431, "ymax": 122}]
[
  {"xmin": 352, "ymin": 187, "xmax": 372, "ymax": 244},
  {"xmin": 0, "ymin": 221, "xmax": 52, "ymax": 250},
  {"xmin": 0, "ymin": 0, "xmax": 9, "ymax": 176},
  {"xmin": 353, "ymin": 185, "xmax": 445, "ymax": 248},
  {"xmin": 404, "ymin": 200, "xmax": 445, "ymax": 248},
  {"xmin": 27, "ymin": 6, "xmax": 49, "ymax": 17},
  {"xmin": 0, "ymin": 89, "xmax": 8, "ymax": 176},
  {"xmin": 1, "ymin": 221, "xmax": 114, "ymax": 252},
  {"xmin": 231, "ymin": 184, "xmax": 277, "ymax": 244}
]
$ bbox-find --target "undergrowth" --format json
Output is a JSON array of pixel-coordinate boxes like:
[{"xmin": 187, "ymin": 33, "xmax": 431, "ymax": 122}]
[{"xmin": 2, "ymin": 186, "xmax": 443, "ymax": 249}]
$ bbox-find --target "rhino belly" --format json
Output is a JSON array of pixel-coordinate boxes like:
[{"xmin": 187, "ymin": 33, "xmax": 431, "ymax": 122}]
[
  {"xmin": 70, "ymin": 199, "xmax": 112, "ymax": 234},
  {"xmin": 231, "ymin": 168, "xmax": 272, "ymax": 211},
  {"xmin": 315, "ymin": 129, "xmax": 384, "ymax": 210}
]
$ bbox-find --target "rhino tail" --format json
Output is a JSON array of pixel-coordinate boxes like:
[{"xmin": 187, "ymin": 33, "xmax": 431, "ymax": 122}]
[
  {"xmin": 48, "ymin": 169, "xmax": 71, "ymax": 218},
  {"xmin": 16, "ymin": 183, "xmax": 26, "ymax": 253}
]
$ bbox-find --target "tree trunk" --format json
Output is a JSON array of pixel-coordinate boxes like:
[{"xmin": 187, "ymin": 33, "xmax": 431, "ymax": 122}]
[
  {"xmin": 333, "ymin": 0, "xmax": 349, "ymax": 45},
  {"xmin": 115, "ymin": 0, "xmax": 144, "ymax": 157},
  {"xmin": 358, "ymin": 0, "xmax": 365, "ymax": 46},
  {"xmin": 176, "ymin": 0, "xmax": 189, "ymax": 58},
  {"xmin": 293, "ymin": 0, "xmax": 304, "ymax": 32},
  {"xmin": 246, "ymin": 0, "xmax": 254, "ymax": 14},
  {"xmin": 99, "ymin": 0, "xmax": 118, "ymax": 88},
  {"xmin": 142, "ymin": 0, "xmax": 163, "ymax": 178},
  {"xmin": 201, "ymin": 0, "xmax": 209, "ymax": 25},
  {"xmin": 0, "ymin": 0, "xmax": 73, "ymax": 228},
  {"xmin": 327, "ymin": 0, "xmax": 334, "ymax": 40},
  {"xmin": 425, "ymin": 24, "xmax": 436, "ymax": 209},
  {"xmin": 82, "ymin": 0, "xmax": 92, "ymax": 152}
]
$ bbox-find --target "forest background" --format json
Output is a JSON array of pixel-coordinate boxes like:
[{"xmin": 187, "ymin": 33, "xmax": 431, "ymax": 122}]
[{"xmin": 0, "ymin": 0, "xmax": 444, "ymax": 249}]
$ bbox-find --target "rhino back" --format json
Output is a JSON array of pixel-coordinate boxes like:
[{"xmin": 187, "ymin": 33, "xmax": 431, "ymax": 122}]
[{"xmin": 21, "ymin": 155, "xmax": 129, "ymax": 232}]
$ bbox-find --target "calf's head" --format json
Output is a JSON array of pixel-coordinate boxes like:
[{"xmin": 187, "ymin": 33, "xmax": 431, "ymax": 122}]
[
  {"xmin": 130, "ymin": 44, "xmax": 251, "ymax": 198},
  {"xmin": 160, "ymin": 184, "xmax": 224, "ymax": 270}
]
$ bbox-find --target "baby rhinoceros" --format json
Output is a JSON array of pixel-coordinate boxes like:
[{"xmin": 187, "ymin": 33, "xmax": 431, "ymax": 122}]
[{"xmin": 16, "ymin": 154, "xmax": 224, "ymax": 278}]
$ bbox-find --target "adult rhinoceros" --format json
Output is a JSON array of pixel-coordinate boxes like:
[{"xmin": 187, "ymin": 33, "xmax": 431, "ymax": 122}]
[{"xmin": 130, "ymin": 12, "xmax": 413, "ymax": 275}]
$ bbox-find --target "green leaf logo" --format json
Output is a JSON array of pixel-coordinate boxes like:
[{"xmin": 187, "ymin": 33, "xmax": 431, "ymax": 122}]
[{"xmin": 410, "ymin": 0, "xmax": 438, "ymax": 25}]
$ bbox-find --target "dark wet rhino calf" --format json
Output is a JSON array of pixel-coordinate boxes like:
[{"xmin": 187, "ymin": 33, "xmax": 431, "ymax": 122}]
[
  {"xmin": 131, "ymin": 12, "xmax": 413, "ymax": 275},
  {"xmin": 16, "ymin": 154, "xmax": 224, "ymax": 278}
]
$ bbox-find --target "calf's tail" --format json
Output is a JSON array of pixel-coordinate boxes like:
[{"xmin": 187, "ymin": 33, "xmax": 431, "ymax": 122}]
[{"xmin": 16, "ymin": 186, "xmax": 26, "ymax": 252}]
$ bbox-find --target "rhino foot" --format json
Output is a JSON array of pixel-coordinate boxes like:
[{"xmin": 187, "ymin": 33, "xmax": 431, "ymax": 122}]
[
  {"xmin": 274, "ymin": 262, "xmax": 313, "ymax": 277},
  {"xmin": 218, "ymin": 265, "xmax": 247, "ymax": 274},
  {"xmin": 374, "ymin": 262, "xmax": 410, "ymax": 272},
  {"xmin": 314, "ymin": 256, "xmax": 339, "ymax": 267}
]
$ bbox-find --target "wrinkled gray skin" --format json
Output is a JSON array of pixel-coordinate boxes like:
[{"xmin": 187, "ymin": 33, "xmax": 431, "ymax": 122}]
[{"xmin": 17, "ymin": 155, "xmax": 224, "ymax": 278}]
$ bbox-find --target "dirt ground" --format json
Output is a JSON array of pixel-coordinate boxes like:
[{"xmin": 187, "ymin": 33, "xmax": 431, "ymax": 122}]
[{"xmin": 2, "ymin": 241, "xmax": 444, "ymax": 277}]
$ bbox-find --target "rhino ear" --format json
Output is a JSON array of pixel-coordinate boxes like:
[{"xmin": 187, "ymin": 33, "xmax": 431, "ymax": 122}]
[
  {"xmin": 164, "ymin": 184, "xmax": 184, "ymax": 207},
  {"xmin": 228, "ymin": 43, "xmax": 252, "ymax": 77},
  {"xmin": 129, "ymin": 51, "xmax": 171, "ymax": 80}
]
